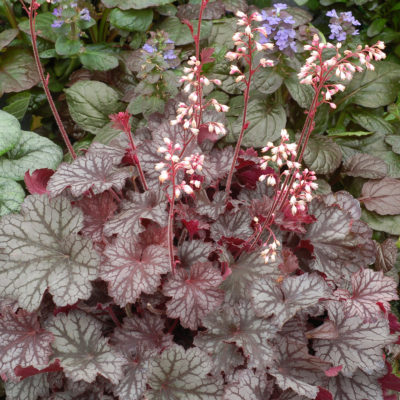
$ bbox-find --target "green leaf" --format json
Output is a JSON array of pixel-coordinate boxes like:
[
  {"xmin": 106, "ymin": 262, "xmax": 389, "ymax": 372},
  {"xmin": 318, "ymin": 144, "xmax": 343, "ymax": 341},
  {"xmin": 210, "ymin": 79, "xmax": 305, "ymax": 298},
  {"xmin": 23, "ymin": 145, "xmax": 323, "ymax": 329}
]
[
  {"xmin": 0, "ymin": 110, "xmax": 22, "ymax": 156},
  {"xmin": 0, "ymin": 178, "xmax": 25, "ymax": 217},
  {"xmin": 102, "ymin": 0, "xmax": 173, "ymax": 9},
  {"xmin": 351, "ymin": 111, "xmax": 395, "ymax": 134},
  {"xmin": 79, "ymin": 49, "xmax": 119, "ymax": 71},
  {"xmin": 0, "ymin": 29, "xmax": 18, "ymax": 51},
  {"xmin": 0, "ymin": 130, "xmax": 63, "ymax": 181},
  {"xmin": 55, "ymin": 36, "xmax": 82, "ymax": 56},
  {"xmin": 65, "ymin": 80, "xmax": 122, "ymax": 134},
  {"xmin": 3, "ymin": 93, "xmax": 31, "ymax": 120},
  {"xmin": 327, "ymin": 130, "xmax": 373, "ymax": 137},
  {"xmin": 19, "ymin": 12, "xmax": 60, "ymax": 42},
  {"xmin": 207, "ymin": 18, "xmax": 237, "ymax": 49},
  {"xmin": 158, "ymin": 17, "xmax": 212, "ymax": 46},
  {"xmin": 362, "ymin": 209, "xmax": 400, "ymax": 236},
  {"xmin": 0, "ymin": 49, "xmax": 40, "ymax": 97},
  {"xmin": 343, "ymin": 62, "xmax": 400, "ymax": 108},
  {"xmin": 303, "ymin": 135, "xmax": 342, "ymax": 174},
  {"xmin": 109, "ymin": 8, "xmax": 153, "ymax": 32},
  {"xmin": 385, "ymin": 135, "xmax": 400, "ymax": 155},
  {"xmin": 252, "ymin": 68, "xmax": 283, "ymax": 95},
  {"xmin": 128, "ymin": 95, "xmax": 165, "ymax": 118},
  {"xmin": 285, "ymin": 72, "xmax": 314, "ymax": 108},
  {"xmin": 231, "ymin": 100, "xmax": 285, "ymax": 148},
  {"xmin": 367, "ymin": 18, "xmax": 387, "ymax": 37}
]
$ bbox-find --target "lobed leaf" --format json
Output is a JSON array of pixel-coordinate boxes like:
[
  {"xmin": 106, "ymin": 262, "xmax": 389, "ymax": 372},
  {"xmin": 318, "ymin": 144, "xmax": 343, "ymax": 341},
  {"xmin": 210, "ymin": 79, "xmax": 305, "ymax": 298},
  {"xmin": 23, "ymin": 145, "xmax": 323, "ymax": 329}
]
[
  {"xmin": 163, "ymin": 262, "xmax": 224, "ymax": 330},
  {"xmin": 0, "ymin": 307, "xmax": 53, "ymax": 379},
  {"xmin": 46, "ymin": 310, "xmax": 125, "ymax": 384},
  {"xmin": 5, "ymin": 373, "xmax": 49, "ymax": 400},
  {"xmin": 100, "ymin": 239, "xmax": 170, "ymax": 306},
  {"xmin": 343, "ymin": 153, "xmax": 387, "ymax": 179},
  {"xmin": 146, "ymin": 344, "xmax": 224, "ymax": 400},
  {"xmin": 0, "ymin": 195, "xmax": 99, "ymax": 311},
  {"xmin": 313, "ymin": 301, "xmax": 393, "ymax": 376}
]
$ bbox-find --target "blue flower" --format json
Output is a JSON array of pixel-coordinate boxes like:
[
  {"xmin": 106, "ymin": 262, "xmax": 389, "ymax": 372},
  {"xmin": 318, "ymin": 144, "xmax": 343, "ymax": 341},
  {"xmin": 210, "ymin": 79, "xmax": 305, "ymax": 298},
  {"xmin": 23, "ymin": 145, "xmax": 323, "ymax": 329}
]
[
  {"xmin": 273, "ymin": 3, "xmax": 288, "ymax": 14},
  {"xmin": 51, "ymin": 19, "xmax": 64, "ymax": 28},
  {"xmin": 326, "ymin": 9, "xmax": 338, "ymax": 18},
  {"xmin": 327, "ymin": 10, "xmax": 360, "ymax": 42},
  {"xmin": 274, "ymin": 27, "xmax": 296, "ymax": 51},
  {"xmin": 165, "ymin": 39, "xmax": 175, "ymax": 44},
  {"xmin": 143, "ymin": 43, "xmax": 156, "ymax": 53},
  {"xmin": 163, "ymin": 49, "xmax": 177, "ymax": 60},
  {"xmin": 79, "ymin": 8, "xmax": 91, "ymax": 22},
  {"xmin": 52, "ymin": 7, "xmax": 62, "ymax": 17}
]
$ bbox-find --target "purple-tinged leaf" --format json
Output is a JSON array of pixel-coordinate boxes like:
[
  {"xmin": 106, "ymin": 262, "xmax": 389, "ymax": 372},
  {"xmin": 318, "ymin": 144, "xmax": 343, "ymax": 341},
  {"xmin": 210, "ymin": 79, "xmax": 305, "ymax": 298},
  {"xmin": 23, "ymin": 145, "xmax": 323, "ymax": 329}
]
[
  {"xmin": 46, "ymin": 310, "xmax": 126, "ymax": 384},
  {"xmin": 75, "ymin": 192, "xmax": 117, "ymax": 242},
  {"xmin": 343, "ymin": 153, "xmax": 387, "ymax": 179},
  {"xmin": 4, "ymin": 373, "xmax": 49, "ymax": 400},
  {"xmin": 306, "ymin": 320, "xmax": 338, "ymax": 340},
  {"xmin": 100, "ymin": 239, "xmax": 170, "ymax": 306},
  {"xmin": 375, "ymin": 239, "xmax": 398, "ymax": 272},
  {"xmin": 210, "ymin": 208, "xmax": 253, "ymax": 242},
  {"xmin": 111, "ymin": 312, "xmax": 173, "ymax": 355},
  {"xmin": 87, "ymin": 142, "xmax": 126, "ymax": 163},
  {"xmin": 0, "ymin": 307, "xmax": 53, "ymax": 379},
  {"xmin": 279, "ymin": 317, "xmax": 308, "ymax": 345},
  {"xmin": 251, "ymin": 273, "xmax": 331, "ymax": 328},
  {"xmin": 178, "ymin": 240, "xmax": 214, "ymax": 268},
  {"xmin": 103, "ymin": 190, "xmax": 167, "ymax": 238},
  {"xmin": 327, "ymin": 368, "xmax": 383, "ymax": 400},
  {"xmin": 147, "ymin": 344, "xmax": 224, "ymax": 400},
  {"xmin": 114, "ymin": 350, "xmax": 155, "ymax": 400},
  {"xmin": 322, "ymin": 191, "xmax": 361, "ymax": 220},
  {"xmin": 0, "ymin": 195, "xmax": 99, "ymax": 311},
  {"xmin": 47, "ymin": 151, "xmax": 130, "ymax": 197},
  {"xmin": 279, "ymin": 248, "xmax": 300, "ymax": 275},
  {"xmin": 360, "ymin": 178, "xmax": 400, "ymax": 215},
  {"xmin": 163, "ymin": 262, "xmax": 224, "ymax": 330},
  {"xmin": 270, "ymin": 338, "xmax": 330, "ymax": 399},
  {"xmin": 341, "ymin": 269, "xmax": 398, "ymax": 322},
  {"xmin": 202, "ymin": 147, "xmax": 234, "ymax": 186},
  {"xmin": 220, "ymin": 250, "xmax": 281, "ymax": 304},
  {"xmin": 313, "ymin": 301, "xmax": 393, "ymax": 376},
  {"xmin": 224, "ymin": 369, "xmax": 273, "ymax": 400},
  {"xmin": 194, "ymin": 300, "xmax": 277, "ymax": 368},
  {"xmin": 304, "ymin": 199, "xmax": 375, "ymax": 282},
  {"xmin": 196, "ymin": 191, "xmax": 227, "ymax": 220}
]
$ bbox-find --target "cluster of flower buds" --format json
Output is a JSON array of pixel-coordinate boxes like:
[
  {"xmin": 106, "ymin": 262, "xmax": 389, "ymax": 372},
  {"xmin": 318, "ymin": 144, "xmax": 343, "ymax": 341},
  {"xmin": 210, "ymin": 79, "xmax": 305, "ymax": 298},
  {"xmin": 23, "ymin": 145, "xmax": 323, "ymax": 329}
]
[
  {"xmin": 287, "ymin": 168, "xmax": 318, "ymax": 215},
  {"xmin": 298, "ymin": 34, "xmax": 386, "ymax": 108},
  {"xmin": 171, "ymin": 56, "xmax": 228, "ymax": 136},
  {"xmin": 226, "ymin": 10, "xmax": 275, "ymax": 81},
  {"xmin": 260, "ymin": 237, "xmax": 281, "ymax": 263},
  {"xmin": 156, "ymin": 138, "xmax": 203, "ymax": 198},
  {"xmin": 259, "ymin": 129, "xmax": 298, "ymax": 178}
]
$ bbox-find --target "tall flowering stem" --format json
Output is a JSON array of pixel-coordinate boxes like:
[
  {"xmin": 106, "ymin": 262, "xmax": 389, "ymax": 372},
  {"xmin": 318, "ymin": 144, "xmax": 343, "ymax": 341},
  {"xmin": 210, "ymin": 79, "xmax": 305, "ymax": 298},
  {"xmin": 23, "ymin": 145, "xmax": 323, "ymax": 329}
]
[
  {"xmin": 225, "ymin": 11, "xmax": 274, "ymax": 197},
  {"xmin": 251, "ymin": 35, "xmax": 386, "ymax": 256},
  {"xmin": 156, "ymin": 138, "xmax": 203, "ymax": 273},
  {"xmin": 19, "ymin": 0, "xmax": 76, "ymax": 160},
  {"xmin": 109, "ymin": 112, "xmax": 149, "ymax": 191}
]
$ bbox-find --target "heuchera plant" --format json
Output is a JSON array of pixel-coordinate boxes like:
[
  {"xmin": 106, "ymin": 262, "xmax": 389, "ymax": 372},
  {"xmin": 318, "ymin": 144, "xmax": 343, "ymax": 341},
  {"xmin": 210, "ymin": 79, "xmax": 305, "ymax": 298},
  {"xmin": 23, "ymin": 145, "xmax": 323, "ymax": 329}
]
[{"xmin": 0, "ymin": 1, "xmax": 399, "ymax": 399}]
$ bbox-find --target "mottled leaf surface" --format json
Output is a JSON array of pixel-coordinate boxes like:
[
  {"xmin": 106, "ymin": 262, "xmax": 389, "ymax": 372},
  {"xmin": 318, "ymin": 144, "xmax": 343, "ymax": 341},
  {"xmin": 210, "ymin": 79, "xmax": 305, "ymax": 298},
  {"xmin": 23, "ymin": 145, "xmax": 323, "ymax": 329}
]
[
  {"xmin": 101, "ymin": 239, "xmax": 170, "ymax": 306},
  {"xmin": 147, "ymin": 344, "xmax": 224, "ymax": 400},
  {"xmin": 0, "ymin": 195, "xmax": 99, "ymax": 311},
  {"xmin": 304, "ymin": 199, "xmax": 375, "ymax": 282},
  {"xmin": 46, "ymin": 310, "xmax": 125, "ymax": 384},
  {"xmin": 48, "ymin": 151, "xmax": 130, "ymax": 197},
  {"xmin": 210, "ymin": 208, "xmax": 253, "ymax": 242},
  {"xmin": 5, "ymin": 373, "xmax": 49, "ymax": 400},
  {"xmin": 270, "ymin": 338, "xmax": 329, "ymax": 399},
  {"xmin": 0, "ymin": 307, "xmax": 53, "ymax": 379},
  {"xmin": 195, "ymin": 301, "xmax": 277, "ymax": 368},
  {"xmin": 163, "ymin": 262, "xmax": 224, "ymax": 330},
  {"xmin": 375, "ymin": 239, "xmax": 398, "ymax": 272},
  {"xmin": 313, "ymin": 301, "xmax": 393, "ymax": 376},
  {"xmin": 104, "ymin": 190, "xmax": 167, "ymax": 238},
  {"xmin": 342, "ymin": 269, "xmax": 398, "ymax": 321},
  {"xmin": 251, "ymin": 273, "xmax": 331, "ymax": 327}
]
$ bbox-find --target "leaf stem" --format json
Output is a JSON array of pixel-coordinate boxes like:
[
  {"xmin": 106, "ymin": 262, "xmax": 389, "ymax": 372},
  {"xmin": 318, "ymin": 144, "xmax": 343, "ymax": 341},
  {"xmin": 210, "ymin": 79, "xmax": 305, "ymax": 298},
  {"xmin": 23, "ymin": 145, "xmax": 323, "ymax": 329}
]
[{"xmin": 19, "ymin": 0, "xmax": 77, "ymax": 160}]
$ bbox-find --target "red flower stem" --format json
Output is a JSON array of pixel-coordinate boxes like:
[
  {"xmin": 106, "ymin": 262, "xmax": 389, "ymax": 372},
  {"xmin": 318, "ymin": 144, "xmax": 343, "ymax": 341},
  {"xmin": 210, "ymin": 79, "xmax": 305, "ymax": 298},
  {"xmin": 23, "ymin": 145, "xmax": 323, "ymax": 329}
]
[
  {"xmin": 125, "ymin": 125, "xmax": 149, "ymax": 191},
  {"xmin": 167, "ymin": 168, "xmax": 177, "ymax": 274},
  {"xmin": 20, "ymin": 0, "xmax": 76, "ymax": 160},
  {"xmin": 225, "ymin": 36, "xmax": 254, "ymax": 197},
  {"xmin": 106, "ymin": 306, "xmax": 121, "ymax": 328}
]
